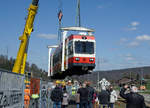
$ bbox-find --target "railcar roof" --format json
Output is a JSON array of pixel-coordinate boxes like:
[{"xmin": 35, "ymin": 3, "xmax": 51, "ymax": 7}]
[{"xmin": 60, "ymin": 26, "xmax": 94, "ymax": 32}]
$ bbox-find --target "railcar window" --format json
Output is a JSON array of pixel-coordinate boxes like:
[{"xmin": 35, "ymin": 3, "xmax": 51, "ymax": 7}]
[
  {"xmin": 68, "ymin": 41, "xmax": 73, "ymax": 55},
  {"xmin": 53, "ymin": 50, "xmax": 62, "ymax": 66},
  {"xmin": 75, "ymin": 41, "xmax": 94, "ymax": 54}
]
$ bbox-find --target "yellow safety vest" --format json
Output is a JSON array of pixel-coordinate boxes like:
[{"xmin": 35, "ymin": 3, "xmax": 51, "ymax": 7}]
[{"xmin": 72, "ymin": 87, "xmax": 76, "ymax": 95}]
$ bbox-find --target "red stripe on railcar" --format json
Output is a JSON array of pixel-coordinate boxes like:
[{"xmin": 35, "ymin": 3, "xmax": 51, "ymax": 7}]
[
  {"xmin": 68, "ymin": 57, "xmax": 95, "ymax": 64},
  {"xmin": 68, "ymin": 35, "xmax": 95, "ymax": 41}
]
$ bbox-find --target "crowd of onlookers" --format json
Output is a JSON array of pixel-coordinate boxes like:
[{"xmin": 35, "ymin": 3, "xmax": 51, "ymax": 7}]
[
  {"xmin": 24, "ymin": 79, "xmax": 147, "ymax": 108},
  {"xmin": 49, "ymin": 80, "xmax": 146, "ymax": 108}
]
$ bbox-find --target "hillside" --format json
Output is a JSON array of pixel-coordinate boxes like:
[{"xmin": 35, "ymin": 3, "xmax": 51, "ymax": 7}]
[
  {"xmin": 72, "ymin": 66, "xmax": 150, "ymax": 84},
  {"xmin": 0, "ymin": 54, "xmax": 49, "ymax": 81}
]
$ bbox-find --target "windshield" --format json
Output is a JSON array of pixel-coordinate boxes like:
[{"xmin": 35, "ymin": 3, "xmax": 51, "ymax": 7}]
[{"xmin": 75, "ymin": 41, "xmax": 94, "ymax": 54}]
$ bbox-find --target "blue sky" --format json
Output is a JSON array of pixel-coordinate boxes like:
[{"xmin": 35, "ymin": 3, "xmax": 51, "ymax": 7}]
[{"xmin": 0, "ymin": 0, "xmax": 150, "ymax": 71}]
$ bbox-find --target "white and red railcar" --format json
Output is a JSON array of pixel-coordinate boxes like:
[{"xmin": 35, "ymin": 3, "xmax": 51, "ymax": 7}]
[{"xmin": 48, "ymin": 27, "xmax": 96, "ymax": 78}]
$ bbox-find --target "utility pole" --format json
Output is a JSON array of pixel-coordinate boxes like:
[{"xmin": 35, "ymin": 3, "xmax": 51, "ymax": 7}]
[
  {"xmin": 6, "ymin": 46, "xmax": 8, "ymax": 59},
  {"xmin": 140, "ymin": 68, "xmax": 143, "ymax": 86},
  {"xmin": 130, "ymin": 71, "xmax": 132, "ymax": 80},
  {"xmin": 97, "ymin": 57, "xmax": 100, "ymax": 91}
]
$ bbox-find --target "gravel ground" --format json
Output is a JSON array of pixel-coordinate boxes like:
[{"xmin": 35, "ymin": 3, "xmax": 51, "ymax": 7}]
[{"xmin": 67, "ymin": 103, "xmax": 126, "ymax": 108}]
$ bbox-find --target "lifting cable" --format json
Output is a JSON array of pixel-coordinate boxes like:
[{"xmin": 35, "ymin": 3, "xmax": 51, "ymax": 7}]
[
  {"xmin": 76, "ymin": 0, "xmax": 81, "ymax": 27},
  {"xmin": 57, "ymin": 0, "xmax": 63, "ymax": 42}
]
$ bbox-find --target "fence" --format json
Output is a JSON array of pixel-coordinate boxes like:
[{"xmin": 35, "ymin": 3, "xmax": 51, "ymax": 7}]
[
  {"xmin": 0, "ymin": 69, "xmax": 25, "ymax": 108},
  {"xmin": 0, "ymin": 69, "xmax": 54, "ymax": 108},
  {"xmin": 40, "ymin": 81, "xmax": 54, "ymax": 108},
  {"xmin": 29, "ymin": 78, "xmax": 54, "ymax": 108}
]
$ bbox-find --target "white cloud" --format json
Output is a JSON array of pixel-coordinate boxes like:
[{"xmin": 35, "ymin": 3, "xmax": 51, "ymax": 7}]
[
  {"xmin": 98, "ymin": 5, "xmax": 103, "ymax": 9},
  {"xmin": 136, "ymin": 34, "xmax": 150, "ymax": 41},
  {"xmin": 124, "ymin": 54, "xmax": 135, "ymax": 61},
  {"xmin": 126, "ymin": 57, "xmax": 134, "ymax": 61},
  {"xmin": 126, "ymin": 53, "xmax": 132, "ymax": 57},
  {"xmin": 130, "ymin": 21, "xmax": 140, "ymax": 27},
  {"xmin": 119, "ymin": 38, "xmax": 128, "ymax": 45},
  {"xmin": 128, "ymin": 27, "xmax": 137, "ymax": 31},
  {"xmin": 128, "ymin": 41, "xmax": 139, "ymax": 47},
  {"xmin": 124, "ymin": 27, "xmax": 137, "ymax": 31},
  {"xmin": 37, "ymin": 33, "xmax": 57, "ymax": 39},
  {"xmin": 120, "ymin": 38, "xmax": 128, "ymax": 42},
  {"xmin": 124, "ymin": 21, "xmax": 139, "ymax": 31},
  {"xmin": 126, "ymin": 34, "xmax": 150, "ymax": 48}
]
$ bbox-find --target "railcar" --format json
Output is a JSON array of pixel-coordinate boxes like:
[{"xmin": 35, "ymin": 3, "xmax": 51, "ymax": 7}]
[{"xmin": 48, "ymin": 27, "xmax": 96, "ymax": 78}]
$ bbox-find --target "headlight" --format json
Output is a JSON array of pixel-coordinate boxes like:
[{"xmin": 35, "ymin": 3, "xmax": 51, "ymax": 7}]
[
  {"xmin": 75, "ymin": 58, "xmax": 80, "ymax": 61},
  {"xmin": 89, "ymin": 58, "xmax": 94, "ymax": 62}
]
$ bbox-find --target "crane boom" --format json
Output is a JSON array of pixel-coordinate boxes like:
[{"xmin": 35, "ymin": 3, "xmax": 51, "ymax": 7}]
[{"xmin": 12, "ymin": 0, "xmax": 39, "ymax": 74}]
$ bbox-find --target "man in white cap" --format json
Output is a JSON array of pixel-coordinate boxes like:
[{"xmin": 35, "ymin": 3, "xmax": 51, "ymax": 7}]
[{"xmin": 120, "ymin": 85, "xmax": 146, "ymax": 108}]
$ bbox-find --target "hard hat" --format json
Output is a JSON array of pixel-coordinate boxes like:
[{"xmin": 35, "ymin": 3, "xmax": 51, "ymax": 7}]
[
  {"xmin": 56, "ymin": 80, "xmax": 61, "ymax": 84},
  {"xmin": 62, "ymin": 81, "xmax": 66, "ymax": 86},
  {"xmin": 26, "ymin": 85, "xmax": 30, "ymax": 88}
]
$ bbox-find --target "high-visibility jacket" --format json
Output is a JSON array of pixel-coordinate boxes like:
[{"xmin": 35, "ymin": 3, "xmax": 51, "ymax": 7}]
[
  {"xmin": 31, "ymin": 94, "xmax": 39, "ymax": 99},
  {"xmin": 24, "ymin": 89, "xmax": 30, "ymax": 101},
  {"xmin": 24, "ymin": 89, "xmax": 30, "ymax": 95},
  {"xmin": 72, "ymin": 86, "xmax": 76, "ymax": 95},
  {"xmin": 24, "ymin": 95, "xmax": 30, "ymax": 100}
]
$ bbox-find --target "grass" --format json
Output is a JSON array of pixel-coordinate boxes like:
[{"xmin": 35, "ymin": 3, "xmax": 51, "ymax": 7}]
[
  {"xmin": 140, "ymin": 80, "xmax": 150, "ymax": 94},
  {"xmin": 115, "ymin": 101, "xmax": 126, "ymax": 108},
  {"xmin": 114, "ymin": 86, "xmax": 121, "ymax": 91},
  {"xmin": 146, "ymin": 80, "xmax": 150, "ymax": 90},
  {"xmin": 140, "ymin": 91, "xmax": 150, "ymax": 94}
]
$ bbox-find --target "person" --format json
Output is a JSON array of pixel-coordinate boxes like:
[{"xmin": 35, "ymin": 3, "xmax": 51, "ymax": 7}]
[
  {"xmin": 93, "ymin": 91, "xmax": 98, "ymax": 108},
  {"xmin": 120, "ymin": 85, "xmax": 146, "ymax": 108},
  {"xmin": 50, "ymin": 83, "xmax": 63, "ymax": 108},
  {"xmin": 49, "ymin": 85, "xmax": 55, "ymax": 108},
  {"xmin": 75, "ymin": 93, "xmax": 80, "ymax": 108},
  {"xmin": 98, "ymin": 87, "xmax": 110, "ymax": 108},
  {"xmin": 66, "ymin": 80, "xmax": 72, "ymax": 96},
  {"xmin": 62, "ymin": 87, "xmax": 69, "ymax": 108},
  {"xmin": 76, "ymin": 83, "xmax": 82, "ymax": 108},
  {"xmin": 77, "ymin": 83, "xmax": 89, "ymax": 108},
  {"xmin": 74, "ymin": 80, "xmax": 80, "ymax": 93},
  {"xmin": 86, "ymin": 82, "xmax": 95, "ymax": 108},
  {"xmin": 24, "ymin": 85, "xmax": 30, "ymax": 108},
  {"xmin": 108, "ymin": 86, "xmax": 117, "ymax": 108},
  {"xmin": 31, "ymin": 93, "xmax": 39, "ymax": 108},
  {"xmin": 47, "ymin": 86, "xmax": 52, "ymax": 108},
  {"xmin": 72, "ymin": 85, "xmax": 76, "ymax": 95},
  {"xmin": 41, "ymin": 86, "xmax": 47, "ymax": 108}
]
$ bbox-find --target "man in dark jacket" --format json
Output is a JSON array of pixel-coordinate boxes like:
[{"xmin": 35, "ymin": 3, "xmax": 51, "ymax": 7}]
[
  {"xmin": 77, "ymin": 83, "xmax": 89, "ymax": 108},
  {"xmin": 86, "ymin": 82, "xmax": 95, "ymax": 108},
  {"xmin": 120, "ymin": 85, "xmax": 146, "ymax": 108},
  {"xmin": 98, "ymin": 87, "xmax": 110, "ymax": 108},
  {"xmin": 50, "ymin": 85, "xmax": 63, "ymax": 108}
]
